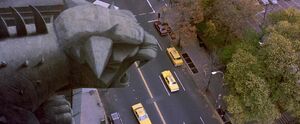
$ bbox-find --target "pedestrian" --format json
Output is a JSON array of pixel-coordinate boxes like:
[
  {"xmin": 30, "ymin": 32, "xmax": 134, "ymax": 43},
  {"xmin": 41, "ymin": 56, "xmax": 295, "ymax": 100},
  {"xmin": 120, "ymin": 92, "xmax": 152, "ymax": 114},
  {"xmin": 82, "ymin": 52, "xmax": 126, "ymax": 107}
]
[{"xmin": 158, "ymin": 13, "xmax": 161, "ymax": 20}]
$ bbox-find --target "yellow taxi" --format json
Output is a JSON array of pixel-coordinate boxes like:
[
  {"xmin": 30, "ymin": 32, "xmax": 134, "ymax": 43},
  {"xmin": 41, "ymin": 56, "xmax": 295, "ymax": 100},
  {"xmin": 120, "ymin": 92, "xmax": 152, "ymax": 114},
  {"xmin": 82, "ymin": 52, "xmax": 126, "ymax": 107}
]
[
  {"xmin": 132, "ymin": 103, "xmax": 152, "ymax": 124},
  {"xmin": 161, "ymin": 70, "xmax": 180, "ymax": 92},
  {"xmin": 166, "ymin": 47, "xmax": 184, "ymax": 67}
]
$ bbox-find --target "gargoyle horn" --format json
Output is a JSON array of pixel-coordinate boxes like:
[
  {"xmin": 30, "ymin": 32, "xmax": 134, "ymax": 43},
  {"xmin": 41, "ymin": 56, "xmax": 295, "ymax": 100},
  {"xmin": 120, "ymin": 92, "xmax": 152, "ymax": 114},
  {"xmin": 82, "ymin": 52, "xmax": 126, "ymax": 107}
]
[
  {"xmin": 0, "ymin": 16, "xmax": 9, "ymax": 38},
  {"xmin": 10, "ymin": 7, "xmax": 27, "ymax": 36},
  {"xmin": 29, "ymin": 5, "xmax": 48, "ymax": 34},
  {"xmin": 83, "ymin": 36, "xmax": 112, "ymax": 78}
]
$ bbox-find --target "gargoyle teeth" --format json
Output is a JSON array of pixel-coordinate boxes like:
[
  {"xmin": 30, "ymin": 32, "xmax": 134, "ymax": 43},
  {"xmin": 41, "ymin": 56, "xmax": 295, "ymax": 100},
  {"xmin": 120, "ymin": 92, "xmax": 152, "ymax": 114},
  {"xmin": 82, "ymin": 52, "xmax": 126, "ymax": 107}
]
[
  {"xmin": 29, "ymin": 5, "xmax": 48, "ymax": 34},
  {"xmin": 83, "ymin": 36, "xmax": 112, "ymax": 78},
  {"xmin": 10, "ymin": 7, "xmax": 27, "ymax": 36},
  {"xmin": 0, "ymin": 16, "xmax": 9, "ymax": 38}
]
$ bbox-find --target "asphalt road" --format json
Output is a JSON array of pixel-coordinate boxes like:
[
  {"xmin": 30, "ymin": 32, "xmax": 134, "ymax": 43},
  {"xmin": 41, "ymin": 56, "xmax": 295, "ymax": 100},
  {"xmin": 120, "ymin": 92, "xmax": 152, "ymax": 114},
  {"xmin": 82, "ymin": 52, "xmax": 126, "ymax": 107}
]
[{"xmin": 99, "ymin": 0, "xmax": 221, "ymax": 124}]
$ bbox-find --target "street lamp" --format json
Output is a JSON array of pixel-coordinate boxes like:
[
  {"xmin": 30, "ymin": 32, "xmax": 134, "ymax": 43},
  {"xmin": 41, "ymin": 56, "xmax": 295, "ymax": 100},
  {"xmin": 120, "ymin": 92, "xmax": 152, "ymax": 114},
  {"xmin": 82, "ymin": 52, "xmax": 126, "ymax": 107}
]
[
  {"xmin": 205, "ymin": 71, "xmax": 224, "ymax": 92},
  {"xmin": 212, "ymin": 71, "xmax": 224, "ymax": 76}
]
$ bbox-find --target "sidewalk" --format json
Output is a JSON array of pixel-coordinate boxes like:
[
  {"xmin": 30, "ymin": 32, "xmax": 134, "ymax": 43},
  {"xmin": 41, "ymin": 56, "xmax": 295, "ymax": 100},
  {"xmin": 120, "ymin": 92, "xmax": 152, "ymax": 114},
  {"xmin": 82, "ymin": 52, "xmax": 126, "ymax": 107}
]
[{"xmin": 72, "ymin": 88, "xmax": 107, "ymax": 124}]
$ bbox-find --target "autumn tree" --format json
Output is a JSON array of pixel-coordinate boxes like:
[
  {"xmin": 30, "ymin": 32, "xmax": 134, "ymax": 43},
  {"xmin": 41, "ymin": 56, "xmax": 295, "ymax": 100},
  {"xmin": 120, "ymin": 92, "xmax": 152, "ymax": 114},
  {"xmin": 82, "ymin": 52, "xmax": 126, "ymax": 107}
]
[
  {"xmin": 162, "ymin": 0, "xmax": 203, "ymax": 38},
  {"xmin": 202, "ymin": 0, "xmax": 262, "ymax": 37}
]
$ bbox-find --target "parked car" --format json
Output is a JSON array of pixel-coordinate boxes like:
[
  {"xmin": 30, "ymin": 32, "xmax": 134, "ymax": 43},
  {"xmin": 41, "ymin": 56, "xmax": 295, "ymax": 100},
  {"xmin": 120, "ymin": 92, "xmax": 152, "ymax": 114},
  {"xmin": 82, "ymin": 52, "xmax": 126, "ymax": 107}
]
[
  {"xmin": 259, "ymin": 0, "xmax": 270, "ymax": 5},
  {"xmin": 110, "ymin": 112, "xmax": 123, "ymax": 124},
  {"xmin": 161, "ymin": 70, "xmax": 180, "ymax": 92},
  {"xmin": 166, "ymin": 47, "xmax": 184, "ymax": 67},
  {"xmin": 154, "ymin": 21, "xmax": 172, "ymax": 36},
  {"xmin": 93, "ymin": 0, "xmax": 119, "ymax": 9},
  {"xmin": 132, "ymin": 103, "xmax": 152, "ymax": 124},
  {"xmin": 269, "ymin": 0, "xmax": 278, "ymax": 4}
]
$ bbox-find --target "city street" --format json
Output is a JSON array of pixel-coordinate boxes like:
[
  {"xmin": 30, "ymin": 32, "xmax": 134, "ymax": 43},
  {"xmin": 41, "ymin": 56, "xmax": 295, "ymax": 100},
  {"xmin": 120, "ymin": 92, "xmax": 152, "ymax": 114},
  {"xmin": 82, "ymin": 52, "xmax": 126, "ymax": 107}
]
[
  {"xmin": 98, "ymin": 0, "xmax": 222, "ymax": 124},
  {"xmin": 248, "ymin": 0, "xmax": 300, "ymax": 32}
]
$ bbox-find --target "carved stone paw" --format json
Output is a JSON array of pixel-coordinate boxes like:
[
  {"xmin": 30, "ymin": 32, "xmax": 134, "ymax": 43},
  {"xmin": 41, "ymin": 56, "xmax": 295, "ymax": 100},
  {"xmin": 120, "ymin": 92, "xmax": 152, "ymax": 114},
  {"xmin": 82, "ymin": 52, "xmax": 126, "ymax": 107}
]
[{"xmin": 36, "ymin": 95, "xmax": 74, "ymax": 124}]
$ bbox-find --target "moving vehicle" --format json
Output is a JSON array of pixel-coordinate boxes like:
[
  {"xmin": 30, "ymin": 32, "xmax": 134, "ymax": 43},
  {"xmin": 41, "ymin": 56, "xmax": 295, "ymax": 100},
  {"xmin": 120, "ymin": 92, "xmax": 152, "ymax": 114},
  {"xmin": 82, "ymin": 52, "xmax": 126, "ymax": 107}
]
[
  {"xmin": 110, "ymin": 112, "xmax": 123, "ymax": 124},
  {"xmin": 132, "ymin": 103, "xmax": 152, "ymax": 124},
  {"xmin": 154, "ymin": 21, "xmax": 172, "ymax": 36},
  {"xmin": 161, "ymin": 70, "xmax": 180, "ymax": 92},
  {"xmin": 167, "ymin": 47, "xmax": 184, "ymax": 67}
]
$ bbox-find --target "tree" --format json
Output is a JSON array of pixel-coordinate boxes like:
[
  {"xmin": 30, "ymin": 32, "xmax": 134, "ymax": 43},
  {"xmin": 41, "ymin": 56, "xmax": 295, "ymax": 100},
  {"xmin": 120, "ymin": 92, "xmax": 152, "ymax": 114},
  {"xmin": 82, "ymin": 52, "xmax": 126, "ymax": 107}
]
[
  {"xmin": 203, "ymin": 20, "xmax": 217, "ymax": 38},
  {"xmin": 269, "ymin": 8, "xmax": 300, "ymax": 24},
  {"xmin": 223, "ymin": 5, "xmax": 300, "ymax": 124},
  {"xmin": 163, "ymin": 0, "xmax": 204, "ymax": 38},
  {"xmin": 203, "ymin": 0, "xmax": 262, "ymax": 37},
  {"xmin": 260, "ymin": 32, "xmax": 300, "ymax": 118},
  {"xmin": 225, "ymin": 48, "xmax": 279, "ymax": 123}
]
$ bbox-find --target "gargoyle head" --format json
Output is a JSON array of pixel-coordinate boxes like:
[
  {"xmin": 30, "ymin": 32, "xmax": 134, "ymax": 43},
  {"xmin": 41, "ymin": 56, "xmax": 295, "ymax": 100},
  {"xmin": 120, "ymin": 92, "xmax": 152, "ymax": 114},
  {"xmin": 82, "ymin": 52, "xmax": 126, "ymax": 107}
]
[{"xmin": 54, "ymin": 4, "xmax": 158, "ymax": 88}]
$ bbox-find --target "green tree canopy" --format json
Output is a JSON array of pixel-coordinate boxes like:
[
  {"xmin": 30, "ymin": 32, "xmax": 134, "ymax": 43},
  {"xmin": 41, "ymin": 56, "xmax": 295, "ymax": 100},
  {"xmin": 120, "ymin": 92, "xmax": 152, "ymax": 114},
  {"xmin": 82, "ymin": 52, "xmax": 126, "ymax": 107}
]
[
  {"xmin": 260, "ymin": 32, "xmax": 300, "ymax": 118},
  {"xmin": 221, "ymin": 5, "xmax": 300, "ymax": 124},
  {"xmin": 269, "ymin": 8, "xmax": 300, "ymax": 24},
  {"xmin": 225, "ymin": 48, "xmax": 279, "ymax": 123}
]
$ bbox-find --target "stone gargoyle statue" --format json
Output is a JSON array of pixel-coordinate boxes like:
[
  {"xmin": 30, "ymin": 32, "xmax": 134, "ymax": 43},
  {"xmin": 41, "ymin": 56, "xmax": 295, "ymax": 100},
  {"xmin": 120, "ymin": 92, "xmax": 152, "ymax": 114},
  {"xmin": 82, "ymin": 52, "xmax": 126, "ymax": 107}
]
[{"xmin": 0, "ymin": 1, "xmax": 158, "ymax": 123}]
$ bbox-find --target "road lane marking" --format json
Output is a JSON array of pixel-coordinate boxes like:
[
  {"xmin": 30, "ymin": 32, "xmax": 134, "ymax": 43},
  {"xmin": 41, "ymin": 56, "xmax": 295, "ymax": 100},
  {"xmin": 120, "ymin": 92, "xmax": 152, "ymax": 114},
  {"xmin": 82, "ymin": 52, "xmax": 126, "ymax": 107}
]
[
  {"xmin": 138, "ymin": 12, "xmax": 147, "ymax": 16},
  {"xmin": 173, "ymin": 71, "xmax": 186, "ymax": 92},
  {"xmin": 156, "ymin": 41, "xmax": 163, "ymax": 51},
  {"xmin": 158, "ymin": 75, "xmax": 171, "ymax": 96},
  {"xmin": 136, "ymin": 12, "xmax": 156, "ymax": 17},
  {"xmin": 147, "ymin": 19, "xmax": 158, "ymax": 23},
  {"xmin": 149, "ymin": 11, "xmax": 156, "ymax": 14},
  {"xmin": 134, "ymin": 62, "xmax": 167, "ymax": 124},
  {"xmin": 146, "ymin": 0, "xmax": 155, "ymax": 13},
  {"xmin": 278, "ymin": 3, "xmax": 284, "ymax": 9},
  {"xmin": 200, "ymin": 116, "xmax": 205, "ymax": 124}
]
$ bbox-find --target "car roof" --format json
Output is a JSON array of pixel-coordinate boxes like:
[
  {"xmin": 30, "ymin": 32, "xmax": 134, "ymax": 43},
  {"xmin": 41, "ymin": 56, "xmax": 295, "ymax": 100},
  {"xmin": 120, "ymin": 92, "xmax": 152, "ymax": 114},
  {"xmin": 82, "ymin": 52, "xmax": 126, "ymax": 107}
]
[
  {"xmin": 169, "ymin": 48, "xmax": 181, "ymax": 59},
  {"xmin": 167, "ymin": 76, "xmax": 176, "ymax": 84},
  {"xmin": 260, "ymin": 0, "xmax": 269, "ymax": 5},
  {"xmin": 136, "ymin": 107, "xmax": 146, "ymax": 116},
  {"xmin": 111, "ymin": 112, "xmax": 120, "ymax": 120}
]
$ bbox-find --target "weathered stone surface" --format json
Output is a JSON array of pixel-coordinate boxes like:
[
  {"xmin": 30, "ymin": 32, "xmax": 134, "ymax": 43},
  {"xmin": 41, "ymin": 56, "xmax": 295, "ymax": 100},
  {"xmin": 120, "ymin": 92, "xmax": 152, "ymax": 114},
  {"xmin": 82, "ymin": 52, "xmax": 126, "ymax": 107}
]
[
  {"xmin": 54, "ymin": 3, "xmax": 158, "ymax": 87},
  {"xmin": 0, "ymin": 1, "xmax": 158, "ymax": 123},
  {"xmin": 83, "ymin": 36, "xmax": 112, "ymax": 78},
  {"xmin": 54, "ymin": 4, "xmax": 111, "ymax": 48},
  {"xmin": 37, "ymin": 95, "xmax": 74, "ymax": 124}
]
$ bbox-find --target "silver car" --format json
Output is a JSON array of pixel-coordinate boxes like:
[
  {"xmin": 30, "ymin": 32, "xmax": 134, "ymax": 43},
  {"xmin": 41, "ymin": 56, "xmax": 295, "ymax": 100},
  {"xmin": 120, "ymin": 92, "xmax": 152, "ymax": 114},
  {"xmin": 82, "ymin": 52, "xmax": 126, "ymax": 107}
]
[{"xmin": 269, "ymin": 0, "xmax": 278, "ymax": 4}]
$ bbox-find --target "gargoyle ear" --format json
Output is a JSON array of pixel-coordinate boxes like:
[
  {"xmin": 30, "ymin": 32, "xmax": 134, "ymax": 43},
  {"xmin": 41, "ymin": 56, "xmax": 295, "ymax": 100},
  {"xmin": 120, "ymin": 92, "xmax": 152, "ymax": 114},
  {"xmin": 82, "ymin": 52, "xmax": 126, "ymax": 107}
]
[{"xmin": 83, "ymin": 36, "xmax": 112, "ymax": 78}]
